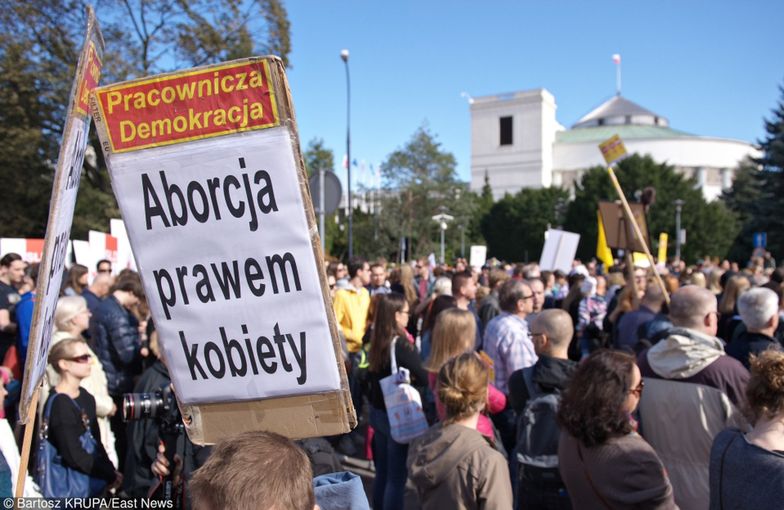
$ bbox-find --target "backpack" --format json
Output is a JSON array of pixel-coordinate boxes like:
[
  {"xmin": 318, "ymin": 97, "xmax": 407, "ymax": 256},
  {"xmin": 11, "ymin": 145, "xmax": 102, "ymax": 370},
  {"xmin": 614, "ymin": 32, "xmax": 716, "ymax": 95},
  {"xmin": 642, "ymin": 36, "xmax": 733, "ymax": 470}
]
[{"xmin": 515, "ymin": 366, "xmax": 561, "ymax": 469}]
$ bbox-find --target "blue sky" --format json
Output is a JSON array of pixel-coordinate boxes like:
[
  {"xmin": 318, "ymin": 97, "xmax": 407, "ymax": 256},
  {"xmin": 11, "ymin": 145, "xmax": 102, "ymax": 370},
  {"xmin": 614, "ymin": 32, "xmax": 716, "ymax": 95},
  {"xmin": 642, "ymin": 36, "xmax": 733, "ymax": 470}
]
[{"xmin": 285, "ymin": 0, "xmax": 783, "ymax": 188}]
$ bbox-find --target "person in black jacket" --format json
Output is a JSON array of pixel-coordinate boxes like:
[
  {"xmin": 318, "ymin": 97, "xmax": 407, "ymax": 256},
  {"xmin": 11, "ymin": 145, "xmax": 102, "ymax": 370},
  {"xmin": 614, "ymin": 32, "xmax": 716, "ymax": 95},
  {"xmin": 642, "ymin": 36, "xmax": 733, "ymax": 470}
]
[
  {"xmin": 508, "ymin": 309, "xmax": 577, "ymax": 510},
  {"xmin": 726, "ymin": 287, "xmax": 782, "ymax": 369},
  {"xmin": 89, "ymin": 272, "xmax": 145, "ymax": 468},
  {"xmin": 367, "ymin": 293, "xmax": 428, "ymax": 510},
  {"xmin": 45, "ymin": 337, "xmax": 121, "ymax": 495}
]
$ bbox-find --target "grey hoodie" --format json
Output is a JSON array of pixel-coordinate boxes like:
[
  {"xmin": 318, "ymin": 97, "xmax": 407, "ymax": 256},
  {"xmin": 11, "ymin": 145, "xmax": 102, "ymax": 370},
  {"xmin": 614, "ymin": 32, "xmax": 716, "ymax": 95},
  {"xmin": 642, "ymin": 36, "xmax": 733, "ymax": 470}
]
[{"xmin": 407, "ymin": 423, "xmax": 512, "ymax": 510}]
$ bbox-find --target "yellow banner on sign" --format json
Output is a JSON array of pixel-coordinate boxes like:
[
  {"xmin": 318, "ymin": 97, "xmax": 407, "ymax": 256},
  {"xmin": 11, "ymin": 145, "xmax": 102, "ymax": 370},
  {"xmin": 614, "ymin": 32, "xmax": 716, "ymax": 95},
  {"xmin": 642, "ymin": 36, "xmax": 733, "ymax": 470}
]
[
  {"xmin": 658, "ymin": 232, "xmax": 668, "ymax": 264},
  {"xmin": 599, "ymin": 134, "xmax": 628, "ymax": 166}
]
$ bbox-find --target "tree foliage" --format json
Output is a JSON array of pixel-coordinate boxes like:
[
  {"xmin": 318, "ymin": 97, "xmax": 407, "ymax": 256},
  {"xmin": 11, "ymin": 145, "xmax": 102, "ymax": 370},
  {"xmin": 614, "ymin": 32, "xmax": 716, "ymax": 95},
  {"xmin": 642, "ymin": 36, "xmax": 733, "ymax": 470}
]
[
  {"xmin": 376, "ymin": 126, "xmax": 479, "ymax": 260},
  {"xmin": 563, "ymin": 154, "xmax": 739, "ymax": 264},
  {"xmin": 481, "ymin": 187, "xmax": 569, "ymax": 262},
  {"xmin": 0, "ymin": 0, "xmax": 291, "ymax": 238}
]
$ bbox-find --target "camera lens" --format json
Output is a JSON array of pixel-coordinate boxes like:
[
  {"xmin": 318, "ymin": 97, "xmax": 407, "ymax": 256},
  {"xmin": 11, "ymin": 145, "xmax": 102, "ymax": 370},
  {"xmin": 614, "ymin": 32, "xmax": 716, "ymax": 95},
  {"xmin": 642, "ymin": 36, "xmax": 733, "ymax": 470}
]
[{"xmin": 122, "ymin": 392, "xmax": 165, "ymax": 422}]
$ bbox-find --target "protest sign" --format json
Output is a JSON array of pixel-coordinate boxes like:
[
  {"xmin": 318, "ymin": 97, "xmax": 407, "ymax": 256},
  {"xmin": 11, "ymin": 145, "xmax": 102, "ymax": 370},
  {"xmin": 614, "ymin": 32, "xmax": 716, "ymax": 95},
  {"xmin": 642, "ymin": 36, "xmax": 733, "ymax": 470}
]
[
  {"xmin": 539, "ymin": 229, "xmax": 580, "ymax": 273},
  {"xmin": 658, "ymin": 233, "xmax": 669, "ymax": 264},
  {"xmin": 598, "ymin": 201, "xmax": 650, "ymax": 253},
  {"xmin": 18, "ymin": 9, "xmax": 103, "ymax": 422},
  {"xmin": 599, "ymin": 134, "xmax": 628, "ymax": 166},
  {"xmin": 0, "ymin": 238, "xmax": 45, "ymax": 263},
  {"xmin": 91, "ymin": 56, "xmax": 355, "ymax": 442},
  {"xmin": 110, "ymin": 219, "xmax": 138, "ymax": 272},
  {"xmin": 469, "ymin": 245, "xmax": 487, "ymax": 269}
]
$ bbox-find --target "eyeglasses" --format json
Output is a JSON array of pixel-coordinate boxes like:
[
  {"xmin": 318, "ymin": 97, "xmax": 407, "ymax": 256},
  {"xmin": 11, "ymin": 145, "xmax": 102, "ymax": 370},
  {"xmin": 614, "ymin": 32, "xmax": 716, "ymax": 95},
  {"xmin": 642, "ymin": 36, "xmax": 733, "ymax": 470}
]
[
  {"xmin": 520, "ymin": 294, "xmax": 534, "ymax": 300},
  {"xmin": 97, "ymin": 268, "xmax": 112, "ymax": 274},
  {"xmin": 68, "ymin": 354, "xmax": 91, "ymax": 364},
  {"xmin": 629, "ymin": 380, "xmax": 644, "ymax": 397}
]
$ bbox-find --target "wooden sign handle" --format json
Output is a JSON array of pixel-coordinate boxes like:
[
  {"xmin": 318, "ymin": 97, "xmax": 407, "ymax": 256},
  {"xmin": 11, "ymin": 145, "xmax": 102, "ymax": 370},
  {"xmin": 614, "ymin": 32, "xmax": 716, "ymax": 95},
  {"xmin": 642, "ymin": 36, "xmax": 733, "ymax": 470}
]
[{"xmin": 15, "ymin": 386, "xmax": 40, "ymax": 500}]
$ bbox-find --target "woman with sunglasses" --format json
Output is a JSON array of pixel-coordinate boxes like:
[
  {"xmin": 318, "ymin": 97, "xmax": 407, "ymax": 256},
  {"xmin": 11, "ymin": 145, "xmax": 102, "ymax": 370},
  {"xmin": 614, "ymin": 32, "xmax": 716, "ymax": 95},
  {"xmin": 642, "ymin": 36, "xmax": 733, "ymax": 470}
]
[
  {"xmin": 46, "ymin": 296, "xmax": 118, "ymax": 468},
  {"xmin": 43, "ymin": 338, "xmax": 121, "ymax": 496},
  {"xmin": 557, "ymin": 350, "xmax": 677, "ymax": 509},
  {"xmin": 367, "ymin": 292, "xmax": 428, "ymax": 510}
]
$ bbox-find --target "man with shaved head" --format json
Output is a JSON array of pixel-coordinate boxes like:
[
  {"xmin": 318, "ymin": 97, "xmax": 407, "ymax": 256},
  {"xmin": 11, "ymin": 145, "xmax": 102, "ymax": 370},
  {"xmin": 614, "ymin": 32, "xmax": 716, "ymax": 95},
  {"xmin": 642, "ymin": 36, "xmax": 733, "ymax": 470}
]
[
  {"xmin": 636, "ymin": 285, "xmax": 749, "ymax": 510},
  {"xmin": 508, "ymin": 309, "xmax": 576, "ymax": 510}
]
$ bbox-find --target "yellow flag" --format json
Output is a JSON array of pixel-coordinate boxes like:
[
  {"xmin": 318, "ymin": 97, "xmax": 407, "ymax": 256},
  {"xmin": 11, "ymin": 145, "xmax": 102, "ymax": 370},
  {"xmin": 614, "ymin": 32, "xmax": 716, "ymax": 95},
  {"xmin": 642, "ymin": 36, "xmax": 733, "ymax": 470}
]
[
  {"xmin": 597, "ymin": 212, "xmax": 614, "ymax": 268},
  {"xmin": 658, "ymin": 233, "xmax": 668, "ymax": 264}
]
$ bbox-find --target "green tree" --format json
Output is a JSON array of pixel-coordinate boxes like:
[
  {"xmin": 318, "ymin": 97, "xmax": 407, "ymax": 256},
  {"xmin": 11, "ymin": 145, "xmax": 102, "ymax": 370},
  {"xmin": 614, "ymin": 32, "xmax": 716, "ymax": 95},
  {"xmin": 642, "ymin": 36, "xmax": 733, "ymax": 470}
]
[
  {"xmin": 754, "ymin": 86, "xmax": 784, "ymax": 258},
  {"xmin": 378, "ymin": 126, "xmax": 476, "ymax": 261},
  {"xmin": 721, "ymin": 158, "xmax": 763, "ymax": 261},
  {"xmin": 0, "ymin": 0, "xmax": 291, "ymax": 237},
  {"xmin": 563, "ymin": 154, "xmax": 739, "ymax": 263},
  {"xmin": 480, "ymin": 187, "xmax": 569, "ymax": 262}
]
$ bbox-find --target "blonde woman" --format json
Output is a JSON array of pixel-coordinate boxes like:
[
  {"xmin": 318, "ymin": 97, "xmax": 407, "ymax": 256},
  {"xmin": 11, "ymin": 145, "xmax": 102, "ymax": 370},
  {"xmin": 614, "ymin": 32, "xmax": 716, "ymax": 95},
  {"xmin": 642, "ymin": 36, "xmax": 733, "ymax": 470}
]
[
  {"xmin": 41, "ymin": 338, "xmax": 121, "ymax": 496},
  {"xmin": 46, "ymin": 296, "xmax": 118, "ymax": 468},
  {"xmin": 409, "ymin": 353, "xmax": 513, "ymax": 509},
  {"xmin": 426, "ymin": 308, "xmax": 506, "ymax": 442}
]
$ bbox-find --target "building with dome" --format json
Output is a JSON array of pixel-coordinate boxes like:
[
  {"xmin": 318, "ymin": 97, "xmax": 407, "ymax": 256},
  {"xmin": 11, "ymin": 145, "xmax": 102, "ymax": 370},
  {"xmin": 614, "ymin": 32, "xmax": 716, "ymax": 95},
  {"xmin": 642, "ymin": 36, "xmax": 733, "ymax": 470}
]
[{"xmin": 469, "ymin": 89, "xmax": 759, "ymax": 201}]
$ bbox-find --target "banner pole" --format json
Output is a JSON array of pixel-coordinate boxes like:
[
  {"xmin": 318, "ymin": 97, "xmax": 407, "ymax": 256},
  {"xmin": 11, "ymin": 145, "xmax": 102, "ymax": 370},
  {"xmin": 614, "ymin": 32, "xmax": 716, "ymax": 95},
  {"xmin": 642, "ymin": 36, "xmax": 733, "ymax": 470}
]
[
  {"xmin": 15, "ymin": 386, "xmax": 40, "ymax": 500},
  {"xmin": 606, "ymin": 166, "xmax": 670, "ymax": 305}
]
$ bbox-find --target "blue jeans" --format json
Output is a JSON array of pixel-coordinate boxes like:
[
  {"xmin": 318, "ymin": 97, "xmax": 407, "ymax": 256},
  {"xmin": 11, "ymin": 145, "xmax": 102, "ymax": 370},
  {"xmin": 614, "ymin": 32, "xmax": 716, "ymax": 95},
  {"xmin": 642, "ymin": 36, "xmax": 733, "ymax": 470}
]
[{"xmin": 369, "ymin": 406, "xmax": 408, "ymax": 510}]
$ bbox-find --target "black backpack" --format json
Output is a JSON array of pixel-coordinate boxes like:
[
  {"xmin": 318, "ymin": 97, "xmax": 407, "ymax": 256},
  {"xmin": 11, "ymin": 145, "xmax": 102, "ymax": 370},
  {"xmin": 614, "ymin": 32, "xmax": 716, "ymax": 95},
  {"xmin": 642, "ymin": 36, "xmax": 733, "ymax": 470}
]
[{"xmin": 514, "ymin": 366, "xmax": 561, "ymax": 470}]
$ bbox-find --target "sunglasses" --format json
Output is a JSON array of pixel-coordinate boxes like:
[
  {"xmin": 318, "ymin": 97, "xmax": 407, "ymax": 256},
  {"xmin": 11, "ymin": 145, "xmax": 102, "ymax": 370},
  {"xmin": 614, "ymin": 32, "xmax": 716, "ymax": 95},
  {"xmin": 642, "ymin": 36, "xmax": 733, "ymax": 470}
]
[
  {"xmin": 629, "ymin": 380, "xmax": 645, "ymax": 397},
  {"xmin": 68, "ymin": 354, "xmax": 91, "ymax": 364}
]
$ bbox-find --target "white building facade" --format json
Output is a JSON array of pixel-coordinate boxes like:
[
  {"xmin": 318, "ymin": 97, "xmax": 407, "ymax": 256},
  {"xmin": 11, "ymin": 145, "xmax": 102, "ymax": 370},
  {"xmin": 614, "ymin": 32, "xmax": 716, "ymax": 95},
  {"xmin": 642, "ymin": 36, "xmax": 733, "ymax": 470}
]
[{"xmin": 470, "ymin": 90, "xmax": 759, "ymax": 201}]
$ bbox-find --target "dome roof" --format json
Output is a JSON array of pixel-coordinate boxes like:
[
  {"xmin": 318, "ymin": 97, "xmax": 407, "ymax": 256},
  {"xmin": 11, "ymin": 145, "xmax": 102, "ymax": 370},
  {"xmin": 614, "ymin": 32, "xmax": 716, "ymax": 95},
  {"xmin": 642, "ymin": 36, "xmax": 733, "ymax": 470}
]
[{"xmin": 573, "ymin": 95, "xmax": 669, "ymax": 129}]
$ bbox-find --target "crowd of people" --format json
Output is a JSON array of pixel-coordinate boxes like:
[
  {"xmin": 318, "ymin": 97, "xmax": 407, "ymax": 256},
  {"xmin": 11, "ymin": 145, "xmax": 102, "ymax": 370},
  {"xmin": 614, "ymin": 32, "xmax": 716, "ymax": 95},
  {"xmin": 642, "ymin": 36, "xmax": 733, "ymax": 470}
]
[{"xmin": 1, "ymin": 248, "xmax": 783, "ymax": 508}]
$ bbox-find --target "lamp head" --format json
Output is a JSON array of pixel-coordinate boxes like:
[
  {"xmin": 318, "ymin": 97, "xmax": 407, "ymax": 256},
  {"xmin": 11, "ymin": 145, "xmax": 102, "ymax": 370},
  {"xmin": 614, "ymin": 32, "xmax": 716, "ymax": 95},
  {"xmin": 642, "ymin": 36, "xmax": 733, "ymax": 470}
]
[{"xmin": 340, "ymin": 49, "xmax": 349, "ymax": 62}]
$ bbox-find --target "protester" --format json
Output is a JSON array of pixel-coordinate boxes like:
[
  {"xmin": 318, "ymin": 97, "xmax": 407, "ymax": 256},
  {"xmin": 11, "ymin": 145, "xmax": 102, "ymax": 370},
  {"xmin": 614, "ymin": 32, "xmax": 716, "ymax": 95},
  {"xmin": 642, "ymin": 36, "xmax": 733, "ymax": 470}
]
[
  {"xmin": 418, "ymin": 294, "xmax": 457, "ymax": 362},
  {"xmin": 408, "ymin": 353, "xmax": 513, "ymax": 509},
  {"xmin": 717, "ymin": 275, "xmax": 751, "ymax": 342},
  {"xmin": 508, "ymin": 309, "xmax": 577, "ymax": 510},
  {"xmin": 82, "ymin": 272, "xmax": 112, "ymax": 315},
  {"xmin": 63, "ymin": 264, "xmax": 89, "ymax": 297},
  {"xmin": 368, "ymin": 262, "xmax": 391, "ymax": 296},
  {"xmin": 637, "ymin": 285, "xmax": 749, "ymax": 509},
  {"xmin": 452, "ymin": 271, "xmax": 482, "ymax": 349},
  {"xmin": 615, "ymin": 282, "xmax": 667, "ymax": 352},
  {"xmin": 576, "ymin": 275, "xmax": 608, "ymax": 357},
  {"xmin": 484, "ymin": 279, "xmax": 537, "ymax": 394},
  {"xmin": 89, "ymin": 272, "xmax": 145, "ymax": 468},
  {"xmin": 0, "ymin": 253, "xmax": 24, "ymax": 361},
  {"xmin": 47, "ymin": 296, "xmax": 117, "ymax": 468},
  {"xmin": 43, "ymin": 338, "xmax": 121, "ymax": 496},
  {"xmin": 479, "ymin": 269, "xmax": 510, "ymax": 331},
  {"xmin": 189, "ymin": 430, "xmax": 317, "ymax": 510},
  {"xmin": 526, "ymin": 277, "xmax": 546, "ymax": 317},
  {"xmin": 366, "ymin": 293, "xmax": 428, "ymax": 510},
  {"xmin": 414, "ymin": 258, "xmax": 435, "ymax": 302},
  {"xmin": 558, "ymin": 350, "xmax": 677, "ymax": 509},
  {"xmin": 726, "ymin": 287, "xmax": 782, "ymax": 369},
  {"xmin": 14, "ymin": 263, "xmax": 38, "ymax": 367},
  {"xmin": 709, "ymin": 350, "xmax": 784, "ymax": 509},
  {"xmin": 484, "ymin": 279, "xmax": 536, "ymax": 451},
  {"xmin": 333, "ymin": 257, "xmax": 371, "ymax": 355},
  {"xmin": 96, "ymin": 259, "xmax": 112, "ymax": 276},
  {"xmin": 425, "ymin": 308, "xmax": 506, "ymax": 442}
]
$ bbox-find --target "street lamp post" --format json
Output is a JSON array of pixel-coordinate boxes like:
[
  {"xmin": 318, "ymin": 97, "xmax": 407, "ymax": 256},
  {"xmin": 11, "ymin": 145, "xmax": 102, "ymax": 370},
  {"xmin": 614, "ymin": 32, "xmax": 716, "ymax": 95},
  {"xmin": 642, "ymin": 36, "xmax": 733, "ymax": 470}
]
[
  {"xmin": 432, "ymin": 212, "xmax": 454, "ymax": 265},
  {"xmin": 674, "ymin": 199, "xmax": 684, "ymax": 262},
  {"xmin": 340, "ymin": 49, "xmax": 353, "ymax": 259}
]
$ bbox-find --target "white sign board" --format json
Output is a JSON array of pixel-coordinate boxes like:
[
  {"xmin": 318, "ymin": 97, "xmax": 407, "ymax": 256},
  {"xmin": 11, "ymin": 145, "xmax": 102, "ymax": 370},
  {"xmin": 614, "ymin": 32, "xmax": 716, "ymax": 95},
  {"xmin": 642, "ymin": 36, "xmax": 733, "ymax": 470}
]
[
  {"xmin": 469, "ymin": 245, "xmax": 487, "ymax": 269},
  {"xmin": 92, "ymin": 58, "xmax": 342, "ymax": 406},
  {"xmin": 19, "ymin": 11, "xmax": 103, "ymax": 419},
  {"xmin": 539, "ymin": 229, "xmax": 581, "ymax": 273},
  {"xmin": 110, "ymin": 218, "xmax": 137, "ymax": 272}
]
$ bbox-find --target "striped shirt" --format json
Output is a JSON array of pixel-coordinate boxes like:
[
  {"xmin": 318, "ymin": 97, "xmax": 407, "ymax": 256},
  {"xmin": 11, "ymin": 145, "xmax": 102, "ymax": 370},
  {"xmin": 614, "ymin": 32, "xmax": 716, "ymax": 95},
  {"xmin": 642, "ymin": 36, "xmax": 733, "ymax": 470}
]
[{"xmin": 483, "ymin": 312, "xmax": 537, "ymax": 394}]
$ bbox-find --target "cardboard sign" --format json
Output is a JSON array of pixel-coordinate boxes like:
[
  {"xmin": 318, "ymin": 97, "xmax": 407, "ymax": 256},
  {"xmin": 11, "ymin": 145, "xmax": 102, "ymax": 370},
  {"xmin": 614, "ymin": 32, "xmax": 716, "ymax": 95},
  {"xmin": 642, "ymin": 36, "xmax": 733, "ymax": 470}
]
[
  {"xmin": 18, "ymin": 10, "xmax": 104, "ymax": 421},
  {"xmin": 658, "ymin": 233, "xmax": 669, "ymax": 264},
  {"xmin": 599, "ymin": 134, "xmax": 628, "ymax": 166},
  {"xmin": 598, "ymin": 201, "xmax": 650, "ymax": 253},
  {"xmin": 539, "ymin": 230, "xmax": 581, "ymax": 273},
  {"xmin": 110, "ymin": 219, "xmax": 137, "ymax": 272},
  {"xmin": 469, "ymin": 245, "xmax": 487, "ymax": 269},
  {"xmin": 91, "ymin": 57, "xmax": 355, "ymax": 442}
]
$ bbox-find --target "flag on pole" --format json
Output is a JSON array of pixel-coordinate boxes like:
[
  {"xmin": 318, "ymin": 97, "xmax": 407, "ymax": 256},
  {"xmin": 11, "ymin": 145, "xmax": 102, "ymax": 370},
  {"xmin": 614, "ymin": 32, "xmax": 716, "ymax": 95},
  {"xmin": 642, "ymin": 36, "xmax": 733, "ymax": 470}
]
[
  {"xmin": 612, "ymin": 53, "xmax": 621, "ymax": 64},
  {"xmin": 596, "ymin": 212, "xmax": 614, "ymax": 269}
]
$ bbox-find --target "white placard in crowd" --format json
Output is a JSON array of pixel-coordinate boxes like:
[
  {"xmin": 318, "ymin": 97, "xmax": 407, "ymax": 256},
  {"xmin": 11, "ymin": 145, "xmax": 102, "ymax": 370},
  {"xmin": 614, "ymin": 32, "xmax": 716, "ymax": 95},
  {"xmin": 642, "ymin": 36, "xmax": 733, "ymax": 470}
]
[
  {"xmin": 92, "ymin": 59, "xmax": 342, "ymax": 405},
  {"xmin": 539, "ymin": 229, "xmax": 581, "ymax": 273},
  {"xmin": 110, "ymin": 218, "xmax": 137, "ymax": 272},
  {"xmin": 469, "ymin": 245, "xmax": 487, "ymax": 269},
  {"xmin": 19, "ymin": 11, "xmax": 103, "ymax": 419}
]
